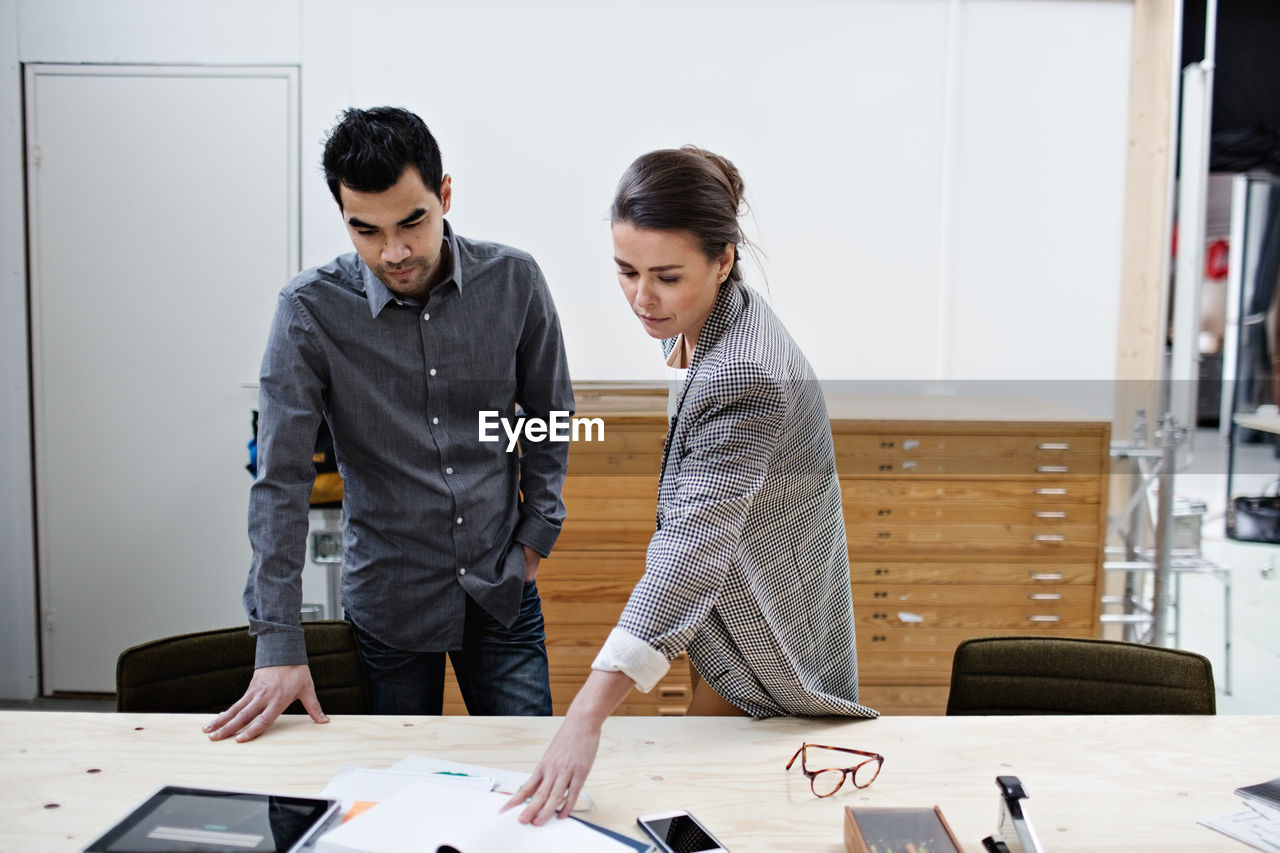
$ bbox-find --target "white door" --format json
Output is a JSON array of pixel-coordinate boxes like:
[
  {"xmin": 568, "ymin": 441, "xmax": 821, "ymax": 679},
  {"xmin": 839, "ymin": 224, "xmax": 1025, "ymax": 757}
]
[{"xmin": 26, "ymin": 64, "xmax": 299, "ymax": 693}]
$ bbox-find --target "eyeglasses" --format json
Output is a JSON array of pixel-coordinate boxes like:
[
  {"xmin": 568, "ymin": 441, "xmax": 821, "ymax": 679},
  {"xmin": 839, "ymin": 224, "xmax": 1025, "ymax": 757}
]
[{"xmin": 785, "ymin": 742, "xmax": 884, "ymax": 797}]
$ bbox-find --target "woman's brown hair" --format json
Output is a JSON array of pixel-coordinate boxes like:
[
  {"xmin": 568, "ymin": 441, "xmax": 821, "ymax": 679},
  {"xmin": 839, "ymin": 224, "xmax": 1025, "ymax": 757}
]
[{"xmin": 610, "ymin": 146, "xmax": 748, "ymax": 284}]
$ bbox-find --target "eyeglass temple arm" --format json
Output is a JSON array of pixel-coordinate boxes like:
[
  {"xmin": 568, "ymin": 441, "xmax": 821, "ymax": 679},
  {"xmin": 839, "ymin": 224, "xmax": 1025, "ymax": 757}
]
[
  {"xmin": 785, "ymin": 745, "xmax": 806, "ymax": 769},
  {"xmin": 807, "ymin": 743, "xmax": 883, "ymax": 760}
]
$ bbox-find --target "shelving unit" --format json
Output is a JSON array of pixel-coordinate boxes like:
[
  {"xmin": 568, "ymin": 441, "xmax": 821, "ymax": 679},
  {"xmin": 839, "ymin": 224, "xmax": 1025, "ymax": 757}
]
[{"xmin": 1104, "ymin": 415, "xmax": 1232, "ymax": 694}]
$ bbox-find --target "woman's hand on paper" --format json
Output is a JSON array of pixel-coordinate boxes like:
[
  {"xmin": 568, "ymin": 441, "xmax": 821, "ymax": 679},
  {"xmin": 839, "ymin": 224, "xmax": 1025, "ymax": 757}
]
[
  {"xmin": 502, "ymin": 669, "xmax": 636, "ymax": 825},
  {"xmin": 503, "ymin": 710, "xmax": 602, "ymax": 825},
  {"xmin": 202, "ymin": 664, "xmax": 327, "ymax": 742}
]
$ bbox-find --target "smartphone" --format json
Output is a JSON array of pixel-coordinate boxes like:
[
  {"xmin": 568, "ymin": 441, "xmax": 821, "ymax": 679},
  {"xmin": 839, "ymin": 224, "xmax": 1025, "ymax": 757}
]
[{"xmin": 637, "ymin": 809, "xmax": 728, "ymax": 853}]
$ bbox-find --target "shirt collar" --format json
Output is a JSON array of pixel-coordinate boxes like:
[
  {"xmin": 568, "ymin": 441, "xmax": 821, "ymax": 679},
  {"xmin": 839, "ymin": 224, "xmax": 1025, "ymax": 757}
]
[
  {"xmin": 362, "ymin": 219, "xmax": 461, "ymax": 317},
  {"xmin": 688, "ymin": 281, "xmax": 745, "ymax": 368}
]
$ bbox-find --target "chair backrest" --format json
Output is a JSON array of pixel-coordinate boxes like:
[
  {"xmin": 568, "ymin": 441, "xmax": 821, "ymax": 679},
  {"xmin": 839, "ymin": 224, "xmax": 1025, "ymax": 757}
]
[
  {"xmin": 116, "ymin": 621, "xmax": 369, "ymax": 714},
  {"xmin": 945, "ymin": 636, "xmax": 1216, "ymax": 715}
]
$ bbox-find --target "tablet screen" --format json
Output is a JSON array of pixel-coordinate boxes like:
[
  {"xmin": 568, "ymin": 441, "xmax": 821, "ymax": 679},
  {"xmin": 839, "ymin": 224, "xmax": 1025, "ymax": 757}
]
[{"xmin": 83, "ymin": 785, "xmax": 339, "ymax": 853}]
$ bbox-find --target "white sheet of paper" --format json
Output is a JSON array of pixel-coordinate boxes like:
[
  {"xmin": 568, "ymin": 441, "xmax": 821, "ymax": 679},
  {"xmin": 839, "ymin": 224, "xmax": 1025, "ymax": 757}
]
[
  {"xmin": 390, "ymin": 755, "xmax": 595, "ymax": 812},
  {"xmin": 320, "ymin": 764, "xmax": 494, "ymax": 812},
  {"xmin": 1198, "ymin": 808, "xmax": 1280, "ymax": 853},
  {"xmin": 314, "ymin": 782, "xmax": 629, "ymax": 853}
]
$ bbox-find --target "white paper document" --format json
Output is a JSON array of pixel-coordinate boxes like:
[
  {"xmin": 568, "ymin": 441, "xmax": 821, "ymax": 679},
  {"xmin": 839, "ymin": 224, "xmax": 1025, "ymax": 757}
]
[
  {"xmin": 321, "ymin": 764, "xmax": 494, "ymax": 812},
  {"xmin": 314, "ymin": 782, "xmax": 634, "ymax": 853},
  {"xmin": 1198, "ymin": 808, "xmax": 1280, "ymax": 853},
  {"xmin": 390, "ymin": 755, "xmax": 595, "ymax": 812}
]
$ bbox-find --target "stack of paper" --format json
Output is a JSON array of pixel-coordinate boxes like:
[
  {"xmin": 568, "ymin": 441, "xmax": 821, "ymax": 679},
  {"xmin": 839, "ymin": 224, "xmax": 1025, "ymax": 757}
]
[
  {"xmin": 315, "ymin": 783, "xmax": 644, "ymax": 853},
  {"xmin": 312, "ymin": 755, "xmax": 650, "ymax": 853},
  {"xmin": 1199, "ymin": 776, "xmax": 1280, "ymax": 852}
]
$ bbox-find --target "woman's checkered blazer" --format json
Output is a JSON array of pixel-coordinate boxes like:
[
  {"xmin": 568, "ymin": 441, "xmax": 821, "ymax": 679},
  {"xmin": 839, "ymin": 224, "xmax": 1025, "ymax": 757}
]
[{"xmin": 617, "ymin": 281, "xmax": 878, "ymax": 718}]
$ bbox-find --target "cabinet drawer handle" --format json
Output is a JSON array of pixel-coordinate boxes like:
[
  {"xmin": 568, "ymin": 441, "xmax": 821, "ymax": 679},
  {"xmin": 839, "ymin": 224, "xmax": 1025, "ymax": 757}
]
[
  {"xmin": 657, "ymin": 706, "xmax": 688, "ymax": 716},
  {"xmin": 1028, "ymin": 593, "xmax": 1062, "ymax": 601},
  {"xmin": 1033, "ymin": 511, "xmax": 1067, "ymax": 519},
  {"xmin": 1027, "ymin": 615, "xmax": 1061, "ymax": 623},
  {"xmin": 1029, "ymin": 572, "xmax": 1064, "ymax": 581},
  {"xmin": 1037, "ymin": 442, "xmax": 1071, "ymax": 451},
  {"xmin": 1034, "ymin": 488, "xmax": 1068, "ymax": 496},
  {"xmin": 1036, "ymin": 465, "xmax": 1070, "ymax": 473},
  {"xmin": 1033, "ymin": 534, "xmax": 1066, "ymax": 542},
  {"xmin": 659, "ymin": 686, "xmax": 689, "ymax": 700}
]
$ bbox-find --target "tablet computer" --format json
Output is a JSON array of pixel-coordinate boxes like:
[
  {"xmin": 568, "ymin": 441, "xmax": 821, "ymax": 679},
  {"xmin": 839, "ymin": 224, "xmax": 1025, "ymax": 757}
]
[{"xmin": 81, "ymin": 784, "xmax": 342, "ymax": 853}]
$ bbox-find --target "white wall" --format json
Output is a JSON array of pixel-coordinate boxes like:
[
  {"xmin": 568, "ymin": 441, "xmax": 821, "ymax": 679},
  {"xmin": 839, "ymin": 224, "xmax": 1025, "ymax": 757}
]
[
  {"xmin": 298, "ymin": 0, "xmax": 1131, "ymax": 388},
  {"xmin": 1, "ymin": 0, "xmax": 303, "ymax": 699},
  {"xmin": 16, "ymin": 0, "xmax": 302, "ymax": 63},
  {"xmin": 946, "ymin": 0, "xmax": 1130, "ymax": 383},
  {"xmin": 0, "ymin": 0, "xmax": 1135, "ymax": 697},
  {"xmin": 1, "ymin": 0, "xmax": 38, "ymax": 700}
]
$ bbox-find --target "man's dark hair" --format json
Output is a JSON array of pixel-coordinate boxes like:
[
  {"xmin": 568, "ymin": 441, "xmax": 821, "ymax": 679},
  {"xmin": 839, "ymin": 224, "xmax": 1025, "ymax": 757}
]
[{"xmin": 322, "ymin": 106, "xmax": 444, "ymax": 206}]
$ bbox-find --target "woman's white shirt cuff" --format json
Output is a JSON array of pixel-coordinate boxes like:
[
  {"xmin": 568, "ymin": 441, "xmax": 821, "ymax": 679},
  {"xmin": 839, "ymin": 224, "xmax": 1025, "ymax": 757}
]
[{"xmin": 591, "ymin": 627, "xmax": 671, "ymax": 693}]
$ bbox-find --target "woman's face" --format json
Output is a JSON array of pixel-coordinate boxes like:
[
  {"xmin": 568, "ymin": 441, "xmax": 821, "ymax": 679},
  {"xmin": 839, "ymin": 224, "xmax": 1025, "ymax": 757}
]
[{"xmin": 612, "ymin": 222, "xmax": 734, "ymax": 345}]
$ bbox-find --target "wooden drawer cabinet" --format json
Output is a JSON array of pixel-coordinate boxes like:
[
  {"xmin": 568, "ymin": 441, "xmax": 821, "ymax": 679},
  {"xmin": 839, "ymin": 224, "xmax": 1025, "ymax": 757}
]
[
  {"xmin": 445, "ymin": 387, "xmax": 1108, "ymax": 718},
  {"xmin": 845, "ymin": 522, "xmax": 1099, "ymax": 555},
  {"xmin": 857, "ymin": 560, "xmax": 1098, "ymax": 585},
  {"xmin": 836, "ymin": 433, "xmax": 1106, "ymax": 475},
  {"xmin": 836, "ymin": 405, "xmax": 1109, "ymax": 715},
  {"xmin": 856, "ymin": 684, "xmax": 951, "ymax": 713},
  {"xmin": 853, "ymin": 584, "xmax": 1096, "ymax": 630}
]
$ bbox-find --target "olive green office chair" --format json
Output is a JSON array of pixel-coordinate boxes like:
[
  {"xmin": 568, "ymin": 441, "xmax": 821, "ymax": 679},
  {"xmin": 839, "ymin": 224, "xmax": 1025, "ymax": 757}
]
[
  {"xmin": 945, "ymin": 636, "xmax": 1217, "ymax": 715},
  {"xmin": 116, "ymin": 620, "xmax": 369, "ymax": 714}
]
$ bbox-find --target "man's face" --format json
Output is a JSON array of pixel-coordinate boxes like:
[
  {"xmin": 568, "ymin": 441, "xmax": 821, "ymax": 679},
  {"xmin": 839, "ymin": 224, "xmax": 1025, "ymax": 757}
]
[{"xmin": 339, "ymin": 167, "xmax": 452, "ymax": 302}]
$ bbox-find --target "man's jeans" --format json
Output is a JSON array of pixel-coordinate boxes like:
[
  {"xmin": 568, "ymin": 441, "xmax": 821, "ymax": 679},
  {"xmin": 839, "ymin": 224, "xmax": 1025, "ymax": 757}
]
[{"xmin": 350, "ymin": 580, "xmax": 553, "ymax": 715}]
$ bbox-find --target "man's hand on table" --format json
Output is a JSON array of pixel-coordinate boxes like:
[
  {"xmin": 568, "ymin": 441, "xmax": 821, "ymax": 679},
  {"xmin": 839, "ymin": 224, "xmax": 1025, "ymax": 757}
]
[{"xmin": 202, "ymin": 664, "xmax": 327, "ymax": 742}]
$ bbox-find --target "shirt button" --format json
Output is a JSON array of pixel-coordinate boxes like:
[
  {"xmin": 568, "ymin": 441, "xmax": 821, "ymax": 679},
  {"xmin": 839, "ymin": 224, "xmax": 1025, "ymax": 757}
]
[
  {"xmin": 424, "ymin": 313, "xmax": 430, "ymax": 321},
  {"xmin": 433, "ymin": 417, "xmax": 439, "ymax": 424},
  {"xmin": 446, "ymin": 467, "xmax": 454, "ymax": 474},
  {"xmin": 429, "ymin": 368, "xmax": 437, "ymax": 376},
  {"xmin": 458, "ymin": 567, "xmax": 467, "ymax": 576},
  {"xmin": 456, "ymin": 517, "xmax": 463, "ymax": 525}
]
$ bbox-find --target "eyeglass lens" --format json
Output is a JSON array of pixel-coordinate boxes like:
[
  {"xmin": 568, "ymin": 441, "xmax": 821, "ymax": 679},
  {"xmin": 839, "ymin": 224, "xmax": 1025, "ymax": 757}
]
[
  {"xmin": 804, "ymin": 746, "xmax": 881, "ymax": 795},
  {"xmin": 810, "ymin": 768, "xmax": 846, "ymax": 796}
]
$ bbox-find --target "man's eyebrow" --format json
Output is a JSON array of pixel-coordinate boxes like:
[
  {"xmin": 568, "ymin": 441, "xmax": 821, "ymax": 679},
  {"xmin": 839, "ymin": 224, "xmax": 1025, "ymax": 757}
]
[{"xmin": 347, "ymin": 208, "xmax": 428, "ymax": 230}]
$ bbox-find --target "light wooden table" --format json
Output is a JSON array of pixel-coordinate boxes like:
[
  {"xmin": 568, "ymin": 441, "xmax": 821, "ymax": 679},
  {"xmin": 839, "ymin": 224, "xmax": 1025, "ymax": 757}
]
[{"xmin": 3, "ymin": 711, "xmax": 1273, "ymax": 852}]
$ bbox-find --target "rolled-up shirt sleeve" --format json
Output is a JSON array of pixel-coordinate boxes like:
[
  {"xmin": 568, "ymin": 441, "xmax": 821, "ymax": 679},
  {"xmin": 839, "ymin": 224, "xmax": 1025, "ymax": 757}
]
[{"xmin": 591, "ymin": 626, "xmax": 672, "ymax": 693}]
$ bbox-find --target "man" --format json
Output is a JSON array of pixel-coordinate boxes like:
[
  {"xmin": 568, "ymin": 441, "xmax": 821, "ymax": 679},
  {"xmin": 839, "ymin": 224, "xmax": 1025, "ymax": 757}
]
[{"xmin": 205, "ymin": 106, "xmax": 572, "ymax": 742}]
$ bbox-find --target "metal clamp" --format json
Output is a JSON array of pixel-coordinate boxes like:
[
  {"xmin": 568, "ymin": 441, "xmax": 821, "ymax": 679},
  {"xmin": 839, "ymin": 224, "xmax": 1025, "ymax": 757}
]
[{"xmin": 981, "ymin": 776, "xmax": 1044, "ymax": 853}]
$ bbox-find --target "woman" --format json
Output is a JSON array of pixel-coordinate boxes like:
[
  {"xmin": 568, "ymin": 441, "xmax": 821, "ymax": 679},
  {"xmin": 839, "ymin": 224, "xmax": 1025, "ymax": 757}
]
[{"xmin": 506, "ymin": 146, "xmax": 876, "ymax": 825}]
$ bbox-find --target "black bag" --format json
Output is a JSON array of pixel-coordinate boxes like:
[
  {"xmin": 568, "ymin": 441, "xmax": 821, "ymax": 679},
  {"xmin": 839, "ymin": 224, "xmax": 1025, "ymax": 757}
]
[{"xmin": 1227, "ymin": 494, "xmax": 1280, "ymax": 543}]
